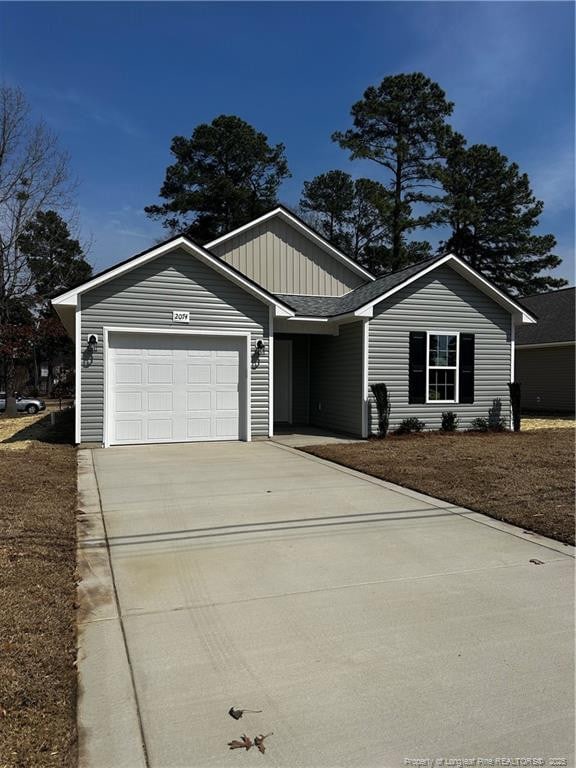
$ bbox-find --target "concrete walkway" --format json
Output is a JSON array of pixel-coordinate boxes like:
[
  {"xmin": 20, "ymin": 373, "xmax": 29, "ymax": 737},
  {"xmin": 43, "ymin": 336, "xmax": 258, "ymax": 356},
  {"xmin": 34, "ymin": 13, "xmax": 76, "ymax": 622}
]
[{"xmin": 77, "ymin": 441, "xmax": 575, "ymax": 768}]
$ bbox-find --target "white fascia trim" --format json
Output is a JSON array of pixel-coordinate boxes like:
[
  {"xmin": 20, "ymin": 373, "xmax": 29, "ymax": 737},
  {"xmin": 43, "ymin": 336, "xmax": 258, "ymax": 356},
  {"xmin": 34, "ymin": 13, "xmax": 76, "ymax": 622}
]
[
  {"xmin": 103, "ymin": 326, "xmax": 253, "ymax": 446},
  {"xmin": 103, "ymin": 327, "xmax": 110, "ymax": 447},
  {"xmin": 75, "ymin": 302, "xmax": 81, "ymax": 445},
  {"xmin": 362, "ymin": 319, "xmax": 369, "ymax": 438},
  {"xmin": 510, "ymin": 320, "xmax": 515, "ymax": 426},
  {"xmin": 516, "ymin": 341, "xmax": 575, "ymax": 349},
  {"xmin": 245, "ymin": 333, "xmax": 252, "ymax": 442},
  {"xmin": 103, "ymin": 326, "xmax": 252, "ymax": 338},
  {"xmin": 268, "ymin": 307, "xmax": 274, "ymax": 438},
  {"xmin": 510, "ymin": 321, "xmax": 515, "ymax": 382},
  {"xmin": 275, "ymin": 292, "xmax": 347, "ymax": 298},
  {"xmin": 52, "ymin": 237, "xmax": 295, "ymax": 318},
  {"xmin": 205, "ymin": 208, "xmax": 376, "ymax": 282},
  {"xmin": 286, "ymin": 316, "xmax": 330, "ymax": 323},
  {"xmin": 349, "ymin": 254, "xmax": 537, "ymax": 323}
]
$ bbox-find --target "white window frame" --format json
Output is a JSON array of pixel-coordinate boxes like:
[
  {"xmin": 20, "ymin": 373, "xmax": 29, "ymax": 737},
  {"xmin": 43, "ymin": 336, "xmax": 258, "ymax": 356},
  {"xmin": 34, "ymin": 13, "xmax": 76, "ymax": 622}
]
[{"xmin": 426, "ymin": 331, "xmax": 460, "ymax": 404}]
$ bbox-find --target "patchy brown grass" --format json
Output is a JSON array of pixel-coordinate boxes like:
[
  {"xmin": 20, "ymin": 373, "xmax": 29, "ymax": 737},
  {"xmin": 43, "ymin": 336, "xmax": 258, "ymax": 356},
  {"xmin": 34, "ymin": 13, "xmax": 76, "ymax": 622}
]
[
  {"xmin": 0, "ymin": 410, "xmax": 77, "ymax": 768},
  {"xmin": 522, "ymin": 417, "xmax": 576, "ymax": 431},
  {"xmin": 303, "ymin": 429, "xmax": 575, "ymax": 546}
]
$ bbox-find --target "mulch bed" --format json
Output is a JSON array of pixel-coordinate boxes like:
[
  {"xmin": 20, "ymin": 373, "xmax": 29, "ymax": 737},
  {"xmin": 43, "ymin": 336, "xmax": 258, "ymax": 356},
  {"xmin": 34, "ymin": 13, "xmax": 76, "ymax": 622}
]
[
  {"xmin": 0, "ymin": 411, "xmax": 77, "ymax": 768},
  {"xmin": 303, "ymin": 428, "xmax": 575, "ymax": 546}
]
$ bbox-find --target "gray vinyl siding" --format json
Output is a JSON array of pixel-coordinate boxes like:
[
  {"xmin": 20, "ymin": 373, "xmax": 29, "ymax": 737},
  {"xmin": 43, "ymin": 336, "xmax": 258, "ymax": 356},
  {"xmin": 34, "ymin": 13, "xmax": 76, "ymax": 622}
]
[
  {"xmin": 79, "ymin": 248, "xmax": 269, "ymax": 443},
  {"xmin": 309, "ymin": 322, "xmax": 363, "ymax": 436},
  {"xmin": 515, "ymin": 345, "xmax": 575, "ymax": 412},
  {"xmin": 368, "ymin": 265, "xmax": 512, "ymax": 432},
  {"xmin": 211, "ymin": 217, "xmax": 365, "ymax": 296}
]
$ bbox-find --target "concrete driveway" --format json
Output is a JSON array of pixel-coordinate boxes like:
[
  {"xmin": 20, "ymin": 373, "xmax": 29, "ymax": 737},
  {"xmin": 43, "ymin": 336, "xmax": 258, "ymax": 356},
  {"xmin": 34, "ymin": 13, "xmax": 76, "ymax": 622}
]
[{"xmin": 77, "ymin": 441, "xmax": 575, "ymax": 768}]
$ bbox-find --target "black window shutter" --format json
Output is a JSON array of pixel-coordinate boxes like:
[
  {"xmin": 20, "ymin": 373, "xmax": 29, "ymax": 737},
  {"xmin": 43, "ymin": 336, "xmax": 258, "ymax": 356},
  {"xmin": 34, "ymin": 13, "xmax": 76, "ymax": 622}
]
[
  {"xmin": 408, "ymin": 331, "xmax": 426, "ymax": 404},
  {"xmin": 459, "ymin": 333, "xmax": 475, "ymax": 403}
]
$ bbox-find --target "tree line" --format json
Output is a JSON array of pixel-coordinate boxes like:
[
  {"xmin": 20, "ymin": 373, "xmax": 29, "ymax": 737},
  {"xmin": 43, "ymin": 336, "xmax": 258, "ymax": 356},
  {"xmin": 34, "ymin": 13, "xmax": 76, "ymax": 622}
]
[
  {"xmin": 146, "ymin": 72, "xmax": 566, "ymax": 296},
  {"xmin": 0, "ymin": 87, "xmax": 91, "ymax": 412},
  {"xmin": 0, "ymin": 74, "xmax": 567, "ymax": 411}
]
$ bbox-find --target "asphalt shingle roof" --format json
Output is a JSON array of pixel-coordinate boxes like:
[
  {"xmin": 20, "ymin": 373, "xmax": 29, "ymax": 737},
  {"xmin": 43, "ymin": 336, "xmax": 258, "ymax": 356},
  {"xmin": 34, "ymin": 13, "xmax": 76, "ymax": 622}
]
[
  {"xmin": 275, "ymin": 255, "xmax": 447, "ymax": 317},
  {"xmin": 515, "ymin": 288, "xmax": 575, "ymax": 345}
]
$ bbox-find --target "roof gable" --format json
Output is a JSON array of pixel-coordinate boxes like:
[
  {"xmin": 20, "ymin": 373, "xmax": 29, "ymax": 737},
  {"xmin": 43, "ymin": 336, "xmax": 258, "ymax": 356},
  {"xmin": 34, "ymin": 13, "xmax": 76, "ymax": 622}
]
[
  {"xmin": 51, "ymin": 235, "xmax": 295, "ymax": 318},
  {"xmin": 275, "ymin": 254, "xmax": 537, "ymax": 324},
  {"xmin": 206, "ymin": 206, "xmax": 375, "ymax": 284}
]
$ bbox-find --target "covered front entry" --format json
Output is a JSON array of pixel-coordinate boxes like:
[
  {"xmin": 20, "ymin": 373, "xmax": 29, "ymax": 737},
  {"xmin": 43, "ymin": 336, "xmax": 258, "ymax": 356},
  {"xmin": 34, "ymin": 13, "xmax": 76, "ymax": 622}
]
[
  {"xmin": 107, "ymin": 331, "xmax": 248, "ymax": 446},
  {"xmin": 272, "ymin": 324, "xmax": 364, "ymax": 437}
]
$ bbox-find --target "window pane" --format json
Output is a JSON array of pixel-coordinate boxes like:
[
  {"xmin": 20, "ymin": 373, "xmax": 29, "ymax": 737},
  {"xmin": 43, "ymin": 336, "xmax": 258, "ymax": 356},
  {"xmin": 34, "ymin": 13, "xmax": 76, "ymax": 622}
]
[
  {"xmin": 428, "ymin": 369, "xmax": 455, "ymax": 401},
  {"xmin": 429, "ymin": 334, "xmax": 457, "ymax": 367},
  {"xmin": 447, "ymin": 336, "xmax": 457, "ymax": 366},
  {"xmin": 428, "ymin": 369, "xmax": 441, "ymax": 400},
  {"xmin": 429, "ymin": 335, "xmax": 439, "ymax": 366}
]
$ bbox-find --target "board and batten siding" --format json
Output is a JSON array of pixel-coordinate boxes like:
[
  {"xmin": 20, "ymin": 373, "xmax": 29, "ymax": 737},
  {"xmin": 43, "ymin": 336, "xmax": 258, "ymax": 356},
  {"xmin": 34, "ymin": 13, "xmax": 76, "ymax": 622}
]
[
  {"xmin": 368, "ymin": 265, "xmax": 512, "ymax": 432},
  {"xmin": 210, "ymin": 217, "xmax": 365, "ymax": 296},
  {"xmin": 309, "ymin": 322, "xmax": 363, "ymax": 435},
  {"xmin": 515, "ymin": 345, "xmax": 575, "ymax": 412},
  {"xmin": 79, "ymin": 248, "xmax": 269, "ymax": 443}
]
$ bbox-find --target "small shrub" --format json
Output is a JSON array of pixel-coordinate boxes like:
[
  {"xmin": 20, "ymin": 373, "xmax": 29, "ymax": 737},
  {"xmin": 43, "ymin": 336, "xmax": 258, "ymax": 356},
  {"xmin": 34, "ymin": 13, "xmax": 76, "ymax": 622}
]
[
  {"xmin": 370, "ymin": 382, "xmax": 391, "ymax": 438},
  {"xmin": 441, "ymin": 411, "xmax": 459, "ymax": 432},
  {"xmin": 508, "ymin": 382, "xmax": 521, "ymax": 432},
  {"xmin": 395, "ymin": 417, "xmax": 426, "ymax": 435},
  {"xmin": 469, "ymin": 416, "xmax": 506, "ymax": 432}
]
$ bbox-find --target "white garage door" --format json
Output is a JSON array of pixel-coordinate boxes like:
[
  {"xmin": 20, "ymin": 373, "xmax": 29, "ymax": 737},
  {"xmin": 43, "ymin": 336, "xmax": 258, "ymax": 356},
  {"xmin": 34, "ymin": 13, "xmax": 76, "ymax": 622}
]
[{"xmin": 108, "ymin": 333, "xmax": 246, "ymax": 445}]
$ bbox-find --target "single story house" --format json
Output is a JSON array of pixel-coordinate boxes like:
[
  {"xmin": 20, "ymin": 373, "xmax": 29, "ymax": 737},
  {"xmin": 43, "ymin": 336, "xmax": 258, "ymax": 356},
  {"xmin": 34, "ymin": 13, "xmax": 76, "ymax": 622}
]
[
  {"xmin": 515, "ymin": 287, "xmax": 574, "ymax": 413},
  {"xmin": 52, "ymin": 206, "xmax": 536, "ymax": 446}
]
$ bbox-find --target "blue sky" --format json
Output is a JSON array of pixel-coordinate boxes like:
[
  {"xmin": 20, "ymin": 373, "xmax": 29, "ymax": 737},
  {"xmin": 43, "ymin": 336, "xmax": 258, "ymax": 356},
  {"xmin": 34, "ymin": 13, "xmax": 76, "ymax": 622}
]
[{"xmin": 1, "ymin": 1, "xmax": 574, "ymax": 283}]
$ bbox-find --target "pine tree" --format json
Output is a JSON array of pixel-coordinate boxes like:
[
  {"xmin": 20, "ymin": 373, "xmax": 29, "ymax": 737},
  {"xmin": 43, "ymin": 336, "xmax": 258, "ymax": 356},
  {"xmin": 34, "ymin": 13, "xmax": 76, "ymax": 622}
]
[
  {"xmin": 333, "ymin": 73, "xmax": 453, "ymax": 270},
  {"xmin": 435, "ymin": 142, "xmax": 567, "ymax": 295},
  {"xmin": 145, "ymin": 115, "xmax": 290, "ymax": 242}
]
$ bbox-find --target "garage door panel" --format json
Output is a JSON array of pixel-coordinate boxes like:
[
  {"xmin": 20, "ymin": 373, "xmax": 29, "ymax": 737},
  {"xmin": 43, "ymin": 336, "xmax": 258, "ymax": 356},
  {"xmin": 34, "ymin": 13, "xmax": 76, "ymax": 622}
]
[
  {"xmin": 216, "ymin": 390, "xmax": 238, "ymax": 410},
  {"xmin": 187, "ymin": 418, "xmax": 212, "ymax": 439},
  {"xmin": 115, "ymin": 420, "xmax": 142, "ymax": 443},
  {"xmin": 215, "ymin": 416, "xmax": 239, "ymax": 438},
  {"xmin": 115, "ymin": 347, "xmax": 143, "ymax": 357},
  {"xmin": 148, "ymin": 392, "xmax": 173, "ymax": 412},
  {"xmin": 216, "ymin": 364, "xmax": 239, "ymax": 384},
  {"xmin": 187, "ymin": 390, "xmax": 211, "ymax": 411},
  {"xmin": 187, "ymin": 365, "xmax": 211, "ymax": 384},
  {"xmin": 115, "ymin": 363, "xmax": 142, "ymax": 384},
  {"xmin": 115, "ymin": 392, "xmax": 143, "ymax": 412},
  {"xmin": 148, "ymin": 364, "xmax": 174, "ymax": 384},
  {"xmin": 109, "ymin": 333, "xmax": 246, "ymax": 445},
  {"xmin": 147, "ymin": 419, "xmax": 173, "ymax": 441}
]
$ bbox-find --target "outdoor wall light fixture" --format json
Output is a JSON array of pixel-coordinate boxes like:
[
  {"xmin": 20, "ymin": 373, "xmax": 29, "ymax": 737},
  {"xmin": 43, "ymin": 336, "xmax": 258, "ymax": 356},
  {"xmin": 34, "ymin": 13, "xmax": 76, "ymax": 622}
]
[
  {"xmin": 87, "ymin": 334, "xmax": 98, "ymax": 349},
  {"xmin": 251, "ymin": 339, "xmax": 265, "ymax": 369}
]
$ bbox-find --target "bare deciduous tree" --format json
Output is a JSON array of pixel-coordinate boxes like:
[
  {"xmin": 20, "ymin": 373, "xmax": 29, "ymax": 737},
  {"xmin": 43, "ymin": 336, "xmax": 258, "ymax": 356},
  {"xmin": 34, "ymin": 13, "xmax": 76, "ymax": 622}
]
[{"xmin": 0, "ymin": 86, "xmax": 75, "ymax": 415}]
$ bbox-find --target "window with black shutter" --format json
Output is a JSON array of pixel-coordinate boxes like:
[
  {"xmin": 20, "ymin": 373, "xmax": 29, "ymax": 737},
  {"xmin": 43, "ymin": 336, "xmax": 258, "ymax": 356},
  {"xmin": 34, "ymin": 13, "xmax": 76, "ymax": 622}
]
[
  {"xmin": 410, "ymin": 331, "xmax": 475, "ymax": 404},
  {"xmin": 427, "ymin": 333, "xmax": 458, "ymax": 402},
  {"xmin": 459, "ymin": 333, "xmax": 475, "ymax": 403},
  {"xmin": 408, "ymin": 331, "xmax": 426, "ymax": 404}
]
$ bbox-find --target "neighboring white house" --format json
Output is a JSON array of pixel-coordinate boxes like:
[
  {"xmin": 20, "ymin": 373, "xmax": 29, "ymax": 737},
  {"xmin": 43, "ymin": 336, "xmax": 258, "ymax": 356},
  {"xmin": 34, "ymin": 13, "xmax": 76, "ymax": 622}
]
[{"xmin": 52, "ymin": 206, "xmax": 535, "ymax": 446}]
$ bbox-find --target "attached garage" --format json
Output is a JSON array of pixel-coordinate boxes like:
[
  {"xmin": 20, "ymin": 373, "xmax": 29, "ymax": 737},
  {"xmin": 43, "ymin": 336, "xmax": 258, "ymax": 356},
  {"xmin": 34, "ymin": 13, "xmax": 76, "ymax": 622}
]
[
  {"xmin": 106, "ymin": 331, "xmax": 249, "ymax": 446},
  {"xmin": 51, "ymin": 237, "xmax": 295, "ymax": 446}
]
